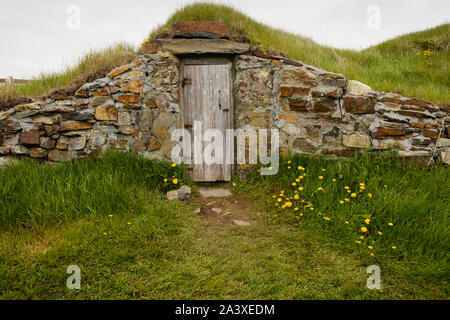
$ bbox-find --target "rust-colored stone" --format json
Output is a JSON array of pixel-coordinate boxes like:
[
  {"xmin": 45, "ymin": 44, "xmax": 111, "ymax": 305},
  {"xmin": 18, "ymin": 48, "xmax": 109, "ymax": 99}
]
[
  {"xmin": 146, "ymin": 98, "xmax": 158, "ymax": 109},
  {"xmin": 422, "ymin": 128, "xmax": 438, "ymax": 138},
  {"xmin": 171, "ymin": 21, "xmax": 229, "ymax": 39},
  {"xmin": 108, "ymin": 64, "xmax": 131, "ymax": 78},
  {"xmin": 20, "ymin": 129, "xmax": 40, "ymax": 146},
  {"xmin": 48, "ymin": 150, "xmax": 69, "ymax": 162},
  {"xmin": 278, "ymin": 115, "xmax": 297, "ymax": 123},
  {"xmin": 373, "ymin": 127, "xmax": 405, "ymax": 138},
  {"xmin": 148, "ymin": 139, "xmax": 162, "ymax": 151},
  {"xmin": 289, "ymin": 100, "xmax": 309, "ymax": 112},
  {"xmin": 343, "ymin": 96, "xmax": 375, "ymax": 114},
  {"xmin": 280, "ymin": 87, "xmax": 310, "ymax": 97},
  {"xmin": 60, "ymin": 121, "xmax": 93, "ymax": 132},
  {"xmin": 120, "ymin": 80, "xmax": 144, "ymax": 93},
  {"xmin": 93, "ymin": 88, "xmax": 109, "ymax": 96},
  {"xmin": 117, "ymin": 94, "xmax": 140, "ymax": 104},
  {"xmin": 95, "ymin": 106, "xmax": 118, "ymax": 121},
  {"xmin": 143, "ymin": 41, "xmax": 160, "ymax": 54},
  {"xmin": 30, "ymin": 148, "xmax": 48, "ymax": 158},
  {"xmin": 74, "ymin": 88, "xmax": 89, "ymax": 98},
  {"xmin": 44, "ymin": 125, "xmax": 59, "ymax": 136},
  {"xmin": 312, "ymin": 98, "xmax": 336, "ymax": 113}
]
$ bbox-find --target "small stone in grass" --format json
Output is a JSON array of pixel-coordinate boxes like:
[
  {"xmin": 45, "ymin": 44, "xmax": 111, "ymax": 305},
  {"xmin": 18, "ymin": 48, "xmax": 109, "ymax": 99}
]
[{"xmin": 233, "ymin": 220, "xmax": 251, "ymax": 226}]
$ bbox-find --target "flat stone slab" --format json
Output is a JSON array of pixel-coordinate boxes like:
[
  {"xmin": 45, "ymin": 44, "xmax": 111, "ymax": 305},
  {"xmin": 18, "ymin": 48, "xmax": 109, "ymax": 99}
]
[
  {"xmin": 233, "ymin": 220, "xmax": 251, "ymax": 226},
  {"xmin": 198, "ymin": 188, "xmax": 233, "ymax": 198},
  {"xmin": 159, "ymin": 39, "xmax": 250, "ymax": 55}
]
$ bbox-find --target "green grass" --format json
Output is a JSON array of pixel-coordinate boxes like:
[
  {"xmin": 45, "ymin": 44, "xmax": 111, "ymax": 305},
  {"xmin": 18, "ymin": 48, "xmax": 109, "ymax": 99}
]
[
  {"xmin": 1, "ymin": 2, "xmax": 448, "ymax": 109},
  {"xmin": 0, "ymin": 152, "xmax": 448, "ymax": 299},
  {"xmin": 0, "ymin": 151, "xmax": 184, "ymax": 229}
]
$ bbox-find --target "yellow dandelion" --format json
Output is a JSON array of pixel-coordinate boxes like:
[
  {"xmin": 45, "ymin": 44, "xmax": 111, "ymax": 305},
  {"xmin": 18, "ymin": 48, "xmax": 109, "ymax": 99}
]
[
  {"xmin": 292, "ymin": 182, "xmax": 297, "ymax": 186},
  {"xmin": 355, "ymin": 240, "xmax": 361, "ymax": 244},
  {"xmin": 378, "ymin": 231, "xmax": 382, "ymax": 235},
  {"xmin": 277, "ymin": 198, "xmax": 282, "ymax": 202},
  {"xmin": 345, "ymin": 198, "xmax": 350, "ymax": 202},
  {"xmin": 298, "ymin": 187, "xmax": 304, "ymax": 191},
  {"xmin": 360, "ymin": 236, "xmax": 365, "ymax": 239},
  {"xmin": 392, "ymin": 246, "xmax": 397, "ymax": 250},
  {"xmin": 299, "ymin": 213, "xmax": 304, "ymax": 217},
  {"xmin": 365, "ymin": 219, "xmax": 370, "ymax": 224},
  {"xmin": 370, "ymin": 253, "xmax": 374, "ymax": 257},
  {"xmin": 310, "ymin": 207, "xmax": 314, "ymax": 211},
  {"xmin": 368, "ymin": 193, "xmax": 373, "ymax": 198},
  {"xmin": 344, "ymin": 186, "xmax": 350, "ymax": 190},
  {"xmin": 127, "ymin": 222, "xmax": 131, "ymax": 225},
  {"xmin": 287, "ymin": 166, "xmax": 291, "ymax": 169},
  {"xmin": 345, "ymin": 221, "xmax": 349, "ymax": 224},
  {"xmin": 171, "ymin": 163, "xmax": 176, "ymax": 167},
  {"xmin": 294, "ymin": 194, "xmax": 300, "ymax": 200},
  {"xmin": 361, "ymin": 227, "xmax": 368, "ymax": 233},
  {"xmin": 103, "ymin": 232, "xmax": 107, "ymax": 236},
  {"xmin": 332, "ymin": 179, "xmax": 336, "ymax": 182},
  {"xmin": 296, "ymin": 178, "xmax": 300, "ymax": 182},
  {"xmin": 319, "ymin": 176, "xmax": 323, "ymax": 180},
  {"xmin": 173, "ymin": 179, "xmax": 178, "ymax": 185},
  {"xmin": 388, "ymin": 222, "xmax": 394, "ymax": 226},
  {"xmin": 317, "ymin": 187, "xmax": 323, "ymax": 191},
  {"xmin": 108, "ymin": 214, "xmax": 113, "ymax": 218},
  {"xmin": 163, "ymin": 178, "xmax": 168, "ymax": 183},
  {"xmin": 351, "ymin": 193, "xmax": 357, "ymax": 197},
  {"xmin": 285, "ymin": 202, "xmax": 292, "ymax": 208},
  {"xmin": 294, "ymin": 207, "xmax": 299, "ymax": 211},
  {"xmin": 321, "ymin": 169, "xmax": 326, "ymax": 172},
  {"xmin": 339, "ymin": 200, "xmax": 344, "ymax": 204},
  {"xmin": 368, "ymin": 246, "xmax": 373, "ymax": 250},
  {"xmin": 287, "ymin": 160, "xmax": 292, "ymax": 164}
]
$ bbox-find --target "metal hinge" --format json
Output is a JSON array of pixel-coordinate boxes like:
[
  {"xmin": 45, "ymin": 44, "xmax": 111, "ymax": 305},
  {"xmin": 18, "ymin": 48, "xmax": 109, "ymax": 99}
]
[{"xmin": 182, "ymin": 78, "xmax": 192, "ymax": 87}]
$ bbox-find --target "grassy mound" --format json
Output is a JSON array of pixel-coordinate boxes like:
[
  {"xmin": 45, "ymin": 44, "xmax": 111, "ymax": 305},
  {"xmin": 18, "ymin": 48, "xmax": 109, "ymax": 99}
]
[{"xmin": 1, "ymin": 2, "xmax": 448, "ymax": 111}]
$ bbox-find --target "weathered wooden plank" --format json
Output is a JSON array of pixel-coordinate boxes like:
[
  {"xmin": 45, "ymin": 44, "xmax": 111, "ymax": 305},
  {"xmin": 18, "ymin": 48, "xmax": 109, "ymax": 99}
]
[{"xmin": 183, "ymin": 60, "xmax": 233, "ymax": 182}]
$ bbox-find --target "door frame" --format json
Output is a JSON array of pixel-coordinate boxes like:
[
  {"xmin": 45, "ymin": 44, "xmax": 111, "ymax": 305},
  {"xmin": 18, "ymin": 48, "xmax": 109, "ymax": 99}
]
[{"xmin": 179, "ymin": 55, "xmax": 236, "ymax": 181}]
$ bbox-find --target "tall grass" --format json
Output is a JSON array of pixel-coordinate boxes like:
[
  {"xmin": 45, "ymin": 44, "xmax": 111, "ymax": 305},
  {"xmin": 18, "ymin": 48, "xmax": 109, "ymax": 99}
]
[
  {"xmin": 0, "ymin": 151, "xmax": 184, "ymax": 229},
  {"xmin": 0, "ymin": 43, "xmax": 136, "ymax": 107},
  {"xmin": 237, "ymin": 153, "xmax": 450, "ymax": 263}
]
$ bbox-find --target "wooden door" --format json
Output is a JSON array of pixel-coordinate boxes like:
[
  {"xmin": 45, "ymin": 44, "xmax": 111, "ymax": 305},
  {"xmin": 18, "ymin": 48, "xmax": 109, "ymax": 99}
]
[{"xmin": 182, "ymin": 58, "xmax": 233, "ymax": 182}]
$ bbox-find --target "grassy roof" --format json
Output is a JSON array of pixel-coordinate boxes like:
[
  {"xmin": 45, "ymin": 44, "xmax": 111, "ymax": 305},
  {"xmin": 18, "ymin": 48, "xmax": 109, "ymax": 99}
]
[{"xmin": 1, "ymin": 2, "xmax": 448, "ymax": 111}]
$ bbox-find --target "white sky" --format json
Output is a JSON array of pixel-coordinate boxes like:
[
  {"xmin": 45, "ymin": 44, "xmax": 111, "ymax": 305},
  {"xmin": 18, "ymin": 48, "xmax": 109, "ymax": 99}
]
[{"xmin": 0, "ymin": 0, "xmax": 448, "ymax": 79}]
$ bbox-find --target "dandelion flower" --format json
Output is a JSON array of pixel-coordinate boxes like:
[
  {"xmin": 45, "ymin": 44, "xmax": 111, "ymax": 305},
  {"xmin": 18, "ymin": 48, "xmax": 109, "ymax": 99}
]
[
  {"xmin": 360, "ymin": 236, "xmax": 365, "ymax": 239},
  {"xmin": 355, "ymin": 240, "xmax": 361, "ymax": 244},
  {"xmin": 368, "ymin": 193, "xmax": 373, "ymax": 198},
  {"xmin": 173, "ymin": 179, "xmax": 178, "ymax": 185},
  {"xmin": 163, "ymin": 178, "xmax": 168, "ymax": 182},
  {"xmin": 171, "ymin": 163, "xmax": 176, "ymax": 167},
  {"xmin": 287, "ymin": 166, "xmax": 291, "ymax": 169},
  {"xmin": 351, "ymin": 193, "xmax": 357, "ymax": 197},
  {"xmin": 317, "ymin": 187, "xmax": 323, "ymax": 191},
  {"xmin": 332, "ymin": 179, "xmax": 336, "ymax": 182},
  {"xmin": 365, "ymin": 219, "xmax": 370, "ymax": 225},
  {"xmin": 285, "ymin": 202, "xmax": 292, "ymax": 208},
  {"xmin": 294, "ymin": 194, "xmax": 300, "ymax": 200},
  {"xmin": 292, "ymin": 182, "xmax": 297, "ymax": 186},
  {"xmin": 108, "ymin": 214, "xmax": 113, "ymax": 218},
  {"xmin": 345, "ymin": 221, "xmax": 349, "ymax": 225},
  {"xmin": 344, "ymin": 186, "xmax": 350, "ymax": 190},
  {"xmin": 310, "ymin": 207, "xmax": 314, "ymax": 211},
  {"xmin": 127, "ymin": 222, "xmax": 131, "ymax": 225},
  {"xmin": 368, "ymin": 246, "xmax": 373, "ymax": 250},
  {"xmin": 378, "ymin": 231, "xmax": 382, "ymax": 236},
  {"xmin": 277, "ymin": 198, "xmax": 282, "ymax": 202},
  {"xmin": 370, "ymin": 253, "xmax": 374, "ymax": 257},
  {"xmin": 345, "ymin": 198, "xmax": 350, "ymax": 202},
  {"xmin": 361, "ymin": 227, "xmax": 368, "ymax": 233},
  {"xmin": 288, "ymin": 160, "xmax": 292, "ymax": 164},
  {"xmin": 319, "ymin": 176, "xmax": 323, "ymax": 180},
  {"xmin": 298, "ymin": 187, "xmax": 304, "ymax": 191},
  {"xmin": 392, "ymin": 246, "xmax": 397, "ymax": 250},
  {"xmin": 339, "ymin": 200, "xmax": 344, "ymax": 204},
  {"xmin": 103, "ymin": 232, "xmax": 107, "ymax": 236},
  {"xmin": 294, "ymin": 207, "xmax": 299, "ymax": 211},
  {"xmin": 388, "ymin": 222, "xmax": 394, "ymax": 226},
  {"xmin": 322, "ymin": 169, "xmax": 326, "ymax": 172}
]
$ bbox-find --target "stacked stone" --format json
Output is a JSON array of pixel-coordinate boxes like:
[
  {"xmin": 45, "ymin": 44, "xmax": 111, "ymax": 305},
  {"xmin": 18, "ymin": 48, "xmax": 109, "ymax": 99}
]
[
  {"xmin": 0, "ymin": 52, "xmax": 181, "ymax": 166},
  {"xmin": 234, "ymin": 54, "xmax": 449, "ymax": 162},
  {"xmin": 0, "ymin": 23, "xmax": 449, "ymax": 166}
]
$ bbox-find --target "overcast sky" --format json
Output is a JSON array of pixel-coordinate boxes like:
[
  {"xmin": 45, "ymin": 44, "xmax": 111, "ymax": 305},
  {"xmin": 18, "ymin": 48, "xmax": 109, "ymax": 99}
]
[{"xmin": 0, "ymin": 0, "xmax": 448, "ymax": 79}]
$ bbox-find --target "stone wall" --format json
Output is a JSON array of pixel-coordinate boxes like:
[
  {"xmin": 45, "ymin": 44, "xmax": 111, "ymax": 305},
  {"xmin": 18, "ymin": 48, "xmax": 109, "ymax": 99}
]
[{"xmin": 1, "ymin": 45, "xmax": 449, "ymax": 167}]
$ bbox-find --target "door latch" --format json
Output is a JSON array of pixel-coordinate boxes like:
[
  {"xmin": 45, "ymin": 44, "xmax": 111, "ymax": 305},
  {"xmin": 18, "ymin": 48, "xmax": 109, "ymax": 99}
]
[{"xmin": 182, "ymin": 78, "xmax": 192, "ymax": 87}]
